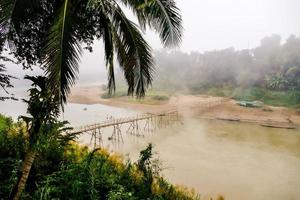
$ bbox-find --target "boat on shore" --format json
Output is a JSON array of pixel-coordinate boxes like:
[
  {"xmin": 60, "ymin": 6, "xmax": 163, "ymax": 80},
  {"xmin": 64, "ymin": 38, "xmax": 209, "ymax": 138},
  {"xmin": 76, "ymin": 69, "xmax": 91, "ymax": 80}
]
[
  {"xmin": 260, "ymin": 123, "xmax": 296, "ymax": 129},
  {"xmin": 237, "ymin": 100, "xmax": 263, "ymax": 108},
  {"xmin": 216, "ymin": 117, "xmax": 241, "ymax": 122}
]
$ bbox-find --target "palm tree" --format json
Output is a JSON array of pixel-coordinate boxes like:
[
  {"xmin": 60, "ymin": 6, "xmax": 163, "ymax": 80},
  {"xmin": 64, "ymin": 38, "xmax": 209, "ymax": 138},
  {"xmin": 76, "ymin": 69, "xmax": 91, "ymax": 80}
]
[
  {"xmin": 1, "ymin": 0, "xmax": 183, "ymax": 104},
  {"xmin": 9, "ymin": 76, "xmax": 74, "ymax": 200},
  {"xmin": 1, "ymin": 0, "xmax": 182, "ymax": 199}
]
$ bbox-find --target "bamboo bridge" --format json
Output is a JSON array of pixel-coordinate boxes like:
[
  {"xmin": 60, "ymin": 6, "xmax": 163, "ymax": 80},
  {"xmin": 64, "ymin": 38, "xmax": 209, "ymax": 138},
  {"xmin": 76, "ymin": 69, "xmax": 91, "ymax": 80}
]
[
  {"xmin": 70, "ymin": 97, "xmax": 225, "ymax": 148},
  {"xmin": 70, "ymin": 110, "xmax": 181, "ymax": 148}
]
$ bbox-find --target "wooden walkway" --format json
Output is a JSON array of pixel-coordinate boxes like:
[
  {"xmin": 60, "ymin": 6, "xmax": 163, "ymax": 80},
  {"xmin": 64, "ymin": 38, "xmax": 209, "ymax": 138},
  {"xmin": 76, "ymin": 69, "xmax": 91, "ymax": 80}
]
[
  {"xmin": 70, "ymin": 110, "xmax": 180, "ymax": 148},
  {"xmin": 70, "ymin": 98, "xmax": 226, "ymax": 148}
]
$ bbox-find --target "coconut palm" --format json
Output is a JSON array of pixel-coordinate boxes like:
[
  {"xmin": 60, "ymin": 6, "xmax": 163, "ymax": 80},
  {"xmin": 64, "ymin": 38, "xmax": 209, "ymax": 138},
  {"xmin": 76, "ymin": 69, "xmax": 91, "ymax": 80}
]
[
  {"xmin": 9, "ymin": 76, "xmax": 74, "ymax": 200},
  {"xmin": 0, "ymin": 0, "xmax": 183, "ymax": 105},
  {"xmin": 1, "ymin": 0, "xmax": 182, "ymax": 199}
]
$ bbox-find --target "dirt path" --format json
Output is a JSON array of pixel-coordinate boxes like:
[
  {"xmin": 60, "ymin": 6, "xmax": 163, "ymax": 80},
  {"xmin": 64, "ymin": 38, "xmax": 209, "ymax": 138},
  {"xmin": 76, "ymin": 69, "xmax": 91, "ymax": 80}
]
[{"xmin": 68, "ymin": 85, "xmax": 300, "ymax": 125}]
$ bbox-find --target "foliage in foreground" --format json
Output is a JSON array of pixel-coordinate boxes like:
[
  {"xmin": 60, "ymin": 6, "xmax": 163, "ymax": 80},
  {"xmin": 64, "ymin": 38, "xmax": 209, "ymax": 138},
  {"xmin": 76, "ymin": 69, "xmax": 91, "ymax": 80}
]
[{"xmin": 0, "ymin": 115, "xmax": 200, "ymax": 200}]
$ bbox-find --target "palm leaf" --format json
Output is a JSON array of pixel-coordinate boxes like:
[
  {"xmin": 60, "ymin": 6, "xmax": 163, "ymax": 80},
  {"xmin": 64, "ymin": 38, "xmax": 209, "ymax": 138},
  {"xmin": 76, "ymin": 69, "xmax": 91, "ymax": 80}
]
[
  {"xmin": 0, "ymin": 0, "xmax": 15, "ymax": 32},
  {"xmin": 0, "ymin": 0, "xmax": 37, "ymax": 49},
  {"xmin": 43, "ymin": 0, "xmax": 82, "ymax": 106},
  {"xmin": 103, "ymin": 21, "xmax": 116, "ymax": 94},
  {"xmin": 109, "ymin": 1, "xmax": 154, "ymax": 96},
  {"xmin": 90, "ymin": 0, "xmax": 154, "ymax": 97},
  {"xmin": 97, "ymin": 1, "xmax": 116, "ymax": 94},
  {"xmin": 0, "ymin": 0, "xmax": 17, "ymax": 51},
  {"xmin": 150, "ymin": 0, "xmax": 183, "ymax": 46},
  {"xmin": 119, "ymin": 0, "xmax": 183, "ymax": 47}
]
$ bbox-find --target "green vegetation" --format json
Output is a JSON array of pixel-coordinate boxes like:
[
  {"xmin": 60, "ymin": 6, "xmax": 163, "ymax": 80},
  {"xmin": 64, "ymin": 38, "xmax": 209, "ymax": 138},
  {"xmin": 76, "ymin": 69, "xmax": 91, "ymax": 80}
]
[
  {"xmin": 147, "ymin": 35, "xmax": 300, "ymax": 108},
  {"xmin": 151, "ymin": 95, "xmax": 170, "ymax": 101},
  {"xmin": 1, "ymin": 0, "xmax": 183, "ymax": 198},
  {"xmin": 0, "ymin": 114, "xmax": 11, "ymax": 131},
  {"xmin": 101, "ymin": 88, "xmax": 129, "ymax": 99},
  {"xmin": 195, "ymin": 86, "xmax": 300, "ymax": 108},
  {"xmin": 107, "ymin": 34, "xmax": 300, "ymax": 108},
  {"xmin": 0, "ymin": 115, "xmax": 200, "ymax": 200},
  {"xmin": 8, "ymin": 76, "xmax": 76, "ymax": 199},
  {"xmin": 232, "ymin": 88, "xmax": 300, "ymax": 107},
  {"xmin": 102, "ymin": 88, "xmax": 171, "ymax": 105},
  {"xmin": 1, "ymin": 0, "xmax": 183, "ymax": 102}
]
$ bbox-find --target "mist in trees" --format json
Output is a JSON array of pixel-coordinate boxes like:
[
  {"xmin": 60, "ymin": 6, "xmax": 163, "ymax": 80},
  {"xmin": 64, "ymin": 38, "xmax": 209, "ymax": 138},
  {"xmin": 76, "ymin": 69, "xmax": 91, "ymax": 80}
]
[{"xmin": 152, "ymin": 34, "xmax": 300, "ymax": 93}]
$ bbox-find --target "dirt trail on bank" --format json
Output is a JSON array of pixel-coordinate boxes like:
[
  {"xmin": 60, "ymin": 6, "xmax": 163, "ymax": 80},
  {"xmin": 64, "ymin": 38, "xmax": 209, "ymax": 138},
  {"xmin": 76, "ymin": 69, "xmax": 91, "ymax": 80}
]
[{"xmin": 68, "ymin": 85, "xmax": 300, "ymax": 125}]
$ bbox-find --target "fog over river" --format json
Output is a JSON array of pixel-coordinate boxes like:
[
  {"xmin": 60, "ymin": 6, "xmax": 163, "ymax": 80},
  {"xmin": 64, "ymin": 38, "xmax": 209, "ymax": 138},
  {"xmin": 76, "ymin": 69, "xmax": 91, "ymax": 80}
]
[{"xmin": 1, "ymin": 99, "xmax": 300, "ymax": 200}]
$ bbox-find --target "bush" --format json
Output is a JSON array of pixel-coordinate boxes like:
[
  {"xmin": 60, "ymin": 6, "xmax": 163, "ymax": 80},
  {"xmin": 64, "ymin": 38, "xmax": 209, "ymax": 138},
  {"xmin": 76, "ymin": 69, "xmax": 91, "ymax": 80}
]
[
  {"xmin": 0, "ymin": 115, "xmax": 28, "ymax": 197},
  {"xmin": 151, "ymin": 95, "xmax": 170, "ymax": 101},
  {"xmin": 233, "ymin": 87, "xmax": 300, "ymax": 108},
  {"xmin": 0, "ymin": 115, "xmax": 200, "ymax": 199},
  {"xmin": 194, "ymin": 86, "xmax": 300, "ymax": 108},
  {"xmin": 101, "ymin": 90, "xmax": 128, "ymax": 99},
  {"xmin": 34, "ymin": 145, "xmax": 200, "ymax": 200}
]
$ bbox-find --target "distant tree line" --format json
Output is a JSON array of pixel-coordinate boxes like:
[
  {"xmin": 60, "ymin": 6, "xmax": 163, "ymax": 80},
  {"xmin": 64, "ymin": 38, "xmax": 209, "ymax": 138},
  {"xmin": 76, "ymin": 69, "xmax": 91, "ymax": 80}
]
[{"xmin": 153, "ymin": 34, "xmax": 300, "ymax": 93}]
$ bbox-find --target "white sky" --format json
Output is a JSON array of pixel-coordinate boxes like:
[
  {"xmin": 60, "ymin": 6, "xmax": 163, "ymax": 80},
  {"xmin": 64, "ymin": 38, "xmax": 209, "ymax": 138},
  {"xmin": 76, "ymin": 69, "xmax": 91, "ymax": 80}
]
[
  {"xmin": 145, "ymin": 0, "xmax": 300, "ymax": 52},
  {"xmin": 2, "ymin": 0, "xmax": 300, "ymax": 88}
]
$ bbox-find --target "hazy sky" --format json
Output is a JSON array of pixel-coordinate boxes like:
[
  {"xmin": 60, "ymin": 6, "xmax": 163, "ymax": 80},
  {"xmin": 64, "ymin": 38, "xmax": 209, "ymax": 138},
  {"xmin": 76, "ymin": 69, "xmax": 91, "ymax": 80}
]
[
  {"xmin": 2, "ymin": 0, "xmax": 300, "ymax": 87},
  {"xmin": 145, "ymin": 0, "xmax": 300, "ymax": 52},
  {"xmin": 77, "ymin": 0, "xmax": 300, "ymax": 84}
]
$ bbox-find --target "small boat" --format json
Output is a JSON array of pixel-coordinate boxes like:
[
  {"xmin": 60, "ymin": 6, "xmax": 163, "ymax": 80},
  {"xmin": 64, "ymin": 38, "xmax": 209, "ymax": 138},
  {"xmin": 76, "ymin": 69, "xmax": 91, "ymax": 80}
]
[
  {"xmin": 260, "ymin": 123, "xmax": 296, "ymax": 129},
  {"xmin": 237, "ymin": 100, "xmax": 263, "ymax": 108},
  {"xmin": 216, "ymin": 117, "xmax": 240, "ymax": 122},
  {"xmin": 83, "ymin": 107, "xmax": 87, "ymax": 111}
]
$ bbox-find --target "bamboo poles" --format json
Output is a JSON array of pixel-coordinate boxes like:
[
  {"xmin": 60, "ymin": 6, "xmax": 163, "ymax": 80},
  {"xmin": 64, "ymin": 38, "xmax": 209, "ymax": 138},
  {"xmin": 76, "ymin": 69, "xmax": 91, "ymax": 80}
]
[{"xmin": 70, "ymin": 110, "xmax": 180, "ymax": 148}]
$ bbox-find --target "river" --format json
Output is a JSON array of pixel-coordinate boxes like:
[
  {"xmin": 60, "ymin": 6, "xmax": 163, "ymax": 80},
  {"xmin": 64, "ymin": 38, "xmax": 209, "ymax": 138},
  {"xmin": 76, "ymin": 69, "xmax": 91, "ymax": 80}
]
[{"xmin": 1, "ymin": 99, "xmax": 300, "ymax": 200}]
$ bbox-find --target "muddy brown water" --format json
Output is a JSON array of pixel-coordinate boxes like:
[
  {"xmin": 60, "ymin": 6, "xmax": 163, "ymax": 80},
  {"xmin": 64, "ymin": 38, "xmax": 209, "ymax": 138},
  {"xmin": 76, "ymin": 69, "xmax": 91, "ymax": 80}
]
[
  {"xmin": 1, "ymin": 100, "xmax": 300, "ymax": 200},
  {"xmin": 106, "ymin": 117, "xmax": 300, "ymax": 200}
]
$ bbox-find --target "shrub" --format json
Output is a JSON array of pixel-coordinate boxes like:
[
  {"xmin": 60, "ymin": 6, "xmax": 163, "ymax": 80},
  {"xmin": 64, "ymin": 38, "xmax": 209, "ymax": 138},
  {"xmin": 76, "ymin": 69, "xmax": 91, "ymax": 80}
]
[
  {"xmin": 0, "ymin": 117, "xmax": 200, "ymax": 200},
  {"xmin": 151, "ymin": 95, "xmax": 170, "ymax": 101}
]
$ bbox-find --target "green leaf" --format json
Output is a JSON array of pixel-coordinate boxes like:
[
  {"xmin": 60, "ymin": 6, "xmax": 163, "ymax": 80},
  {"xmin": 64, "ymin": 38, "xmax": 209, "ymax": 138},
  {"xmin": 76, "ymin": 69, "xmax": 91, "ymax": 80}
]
[
  {"xmin": 119, "ymin": 0, "xmax": 183, "ymax": 47},
  {"xmin": 43, "ymin": 0, "xmax": 82, "ymax": 105}
]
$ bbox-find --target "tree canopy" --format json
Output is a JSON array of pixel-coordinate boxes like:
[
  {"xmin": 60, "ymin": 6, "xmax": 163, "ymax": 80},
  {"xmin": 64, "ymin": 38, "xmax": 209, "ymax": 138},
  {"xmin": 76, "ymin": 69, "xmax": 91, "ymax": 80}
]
[{"xmin": 0, "ymin": 0, "xmax": 183, "ymax": 104}]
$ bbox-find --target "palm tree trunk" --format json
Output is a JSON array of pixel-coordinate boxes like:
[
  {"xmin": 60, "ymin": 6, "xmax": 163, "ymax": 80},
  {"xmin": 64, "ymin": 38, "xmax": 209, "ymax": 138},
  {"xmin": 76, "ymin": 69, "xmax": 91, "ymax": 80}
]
[{"xmin": 9, "ymin": 148, "xmax": 37, "ymax": 200}]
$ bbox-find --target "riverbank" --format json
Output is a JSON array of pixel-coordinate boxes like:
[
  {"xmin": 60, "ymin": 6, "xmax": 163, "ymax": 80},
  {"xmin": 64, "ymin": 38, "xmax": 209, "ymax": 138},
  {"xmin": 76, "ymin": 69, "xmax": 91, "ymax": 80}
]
[{"xmin": 69, "ymin": 85, "xmax": 300, "ymax": 126}]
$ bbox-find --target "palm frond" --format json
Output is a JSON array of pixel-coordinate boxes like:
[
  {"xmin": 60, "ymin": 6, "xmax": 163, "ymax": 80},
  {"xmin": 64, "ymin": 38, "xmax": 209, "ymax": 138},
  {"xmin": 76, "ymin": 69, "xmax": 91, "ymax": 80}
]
[
  {"xmin": 88, "ymin": 0, "xmax": 117, "ymax": 94},
  {"xmin": 0, "ymin": 0, "xmax": 37, "ymax": 49},
  {"xmin": 0, "ymin": 0, "xmax": 17, "ymax": 51},
  {"xmin": 100, "ymin": 2, "xmax": 116, "ymax": 94},
  {"xmin": 89, "ymin": 0, "xmax": 154, "ymax": 97},
  {"xmin": 0, "ymin": 0, "xmax": 15, "ymax": 32},
  {"xmin": 24, "ymin": 75, "xmax": 46, "ymax": 91},
  {"xmin": 111, "ymin": 29, "xmax": 135, "ymax": 95},
  {"xmin": 109, "ymin": 1, "xmax": 154, "ymax": 97},
  {"xmin": 119, "ymin": 0, "xmax": 183, "ymax": 47},
  {"xmin": 43, "ymin": 0, "xmax": 82, "ymax": 106}
]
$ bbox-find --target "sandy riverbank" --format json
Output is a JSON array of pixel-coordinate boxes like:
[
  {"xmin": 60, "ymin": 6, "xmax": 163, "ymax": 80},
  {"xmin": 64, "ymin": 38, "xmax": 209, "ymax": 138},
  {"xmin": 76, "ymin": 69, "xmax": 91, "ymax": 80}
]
[{"xmin": 68, "ymin": 85, "xmax": 300, "ymax": 125}]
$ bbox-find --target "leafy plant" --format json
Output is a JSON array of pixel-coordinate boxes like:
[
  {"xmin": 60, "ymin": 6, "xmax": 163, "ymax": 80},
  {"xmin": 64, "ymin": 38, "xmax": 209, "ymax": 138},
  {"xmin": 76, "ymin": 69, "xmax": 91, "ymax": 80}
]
[{"xmin": 9, "ymin": 76, "xmax": 75, "ymax": 200}]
